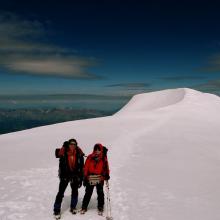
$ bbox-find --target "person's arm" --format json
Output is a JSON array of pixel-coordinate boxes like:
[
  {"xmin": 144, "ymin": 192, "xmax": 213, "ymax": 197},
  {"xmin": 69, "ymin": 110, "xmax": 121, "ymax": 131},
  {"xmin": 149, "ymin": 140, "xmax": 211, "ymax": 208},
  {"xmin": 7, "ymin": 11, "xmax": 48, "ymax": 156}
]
[
  {"xmin": 83, "ymin": 156, "xmax": 91, "ymax": 186},
  {"xmin": 84, "ymin": 156, "xmax": 90, "ymax": 179},
  {"xmin": 79, "ymin": 154, "xmax": 84, "ymax": 179}
]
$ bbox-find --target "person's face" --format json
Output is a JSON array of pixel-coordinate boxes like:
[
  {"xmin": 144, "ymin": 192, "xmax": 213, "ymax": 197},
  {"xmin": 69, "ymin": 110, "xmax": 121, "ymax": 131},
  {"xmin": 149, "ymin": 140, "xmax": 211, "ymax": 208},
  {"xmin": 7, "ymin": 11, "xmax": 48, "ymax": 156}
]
[
  {"xmin": 69, "ymin": 142, "xmax": 76, "ymax": 149},
  {"xmin": 95, "ymin": 149, "xmax": 101, "ymax": 155}
]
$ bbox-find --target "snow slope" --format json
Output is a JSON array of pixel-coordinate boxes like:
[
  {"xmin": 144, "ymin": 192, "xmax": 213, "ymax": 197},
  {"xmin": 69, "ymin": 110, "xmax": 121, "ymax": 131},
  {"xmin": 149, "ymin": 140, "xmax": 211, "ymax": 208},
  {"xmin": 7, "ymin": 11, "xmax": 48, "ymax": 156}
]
[{"xmin": 1, "ymin": 88, "xmax": 220, "ymax": 220}]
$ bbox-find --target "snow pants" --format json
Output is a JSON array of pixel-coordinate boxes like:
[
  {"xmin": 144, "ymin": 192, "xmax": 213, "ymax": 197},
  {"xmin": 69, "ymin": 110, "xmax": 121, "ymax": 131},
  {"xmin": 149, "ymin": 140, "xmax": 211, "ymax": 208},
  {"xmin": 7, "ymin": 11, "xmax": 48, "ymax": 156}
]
[
  {"xmin": 53, "ymin": 178, "xmax": 78, "ymax": 212},
  {"xmin": 81, "ymin": 183, "xmax": 104, "ymax": 210}
]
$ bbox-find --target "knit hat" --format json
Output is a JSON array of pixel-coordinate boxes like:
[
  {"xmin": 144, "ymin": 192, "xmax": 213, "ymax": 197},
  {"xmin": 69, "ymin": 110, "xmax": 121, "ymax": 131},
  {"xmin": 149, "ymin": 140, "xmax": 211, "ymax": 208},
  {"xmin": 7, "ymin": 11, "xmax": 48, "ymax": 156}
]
[{"xmin": 68, "ymin": 138, "xmax": 78, "ymax": 146}]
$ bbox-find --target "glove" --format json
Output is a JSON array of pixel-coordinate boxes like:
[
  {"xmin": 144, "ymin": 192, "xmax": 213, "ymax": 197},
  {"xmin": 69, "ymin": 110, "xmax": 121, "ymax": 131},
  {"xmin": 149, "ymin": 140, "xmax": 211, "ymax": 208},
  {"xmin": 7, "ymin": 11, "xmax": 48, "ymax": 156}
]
[
  {"xmin": 78, "ymin": 180, "xmax": 82, "ymax": 188},
  {"xmin": 104, "ymin": 174, "xmax": 110, "ymax": 181},
  {"xmin": 83, "ymin": 179, "xmax": 88, "ymax": 187},
  {"xmin": 78, "ymin": 182, "xmax": 82, "ymax": 188},
  {"xmin": 77, "ymin": 177, "xmax": 83, "ymax": 188}
]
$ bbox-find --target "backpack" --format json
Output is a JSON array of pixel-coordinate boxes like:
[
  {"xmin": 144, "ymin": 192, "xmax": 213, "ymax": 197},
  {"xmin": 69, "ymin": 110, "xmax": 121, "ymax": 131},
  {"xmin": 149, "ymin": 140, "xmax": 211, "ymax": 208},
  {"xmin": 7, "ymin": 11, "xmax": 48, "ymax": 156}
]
[
  {"xmin": 102, "ymin": 146, "xmax": 108, "ymax": 158},
  {"xmin": 102, "ymin": 146, "xmax": 110, "ymax": 180}
]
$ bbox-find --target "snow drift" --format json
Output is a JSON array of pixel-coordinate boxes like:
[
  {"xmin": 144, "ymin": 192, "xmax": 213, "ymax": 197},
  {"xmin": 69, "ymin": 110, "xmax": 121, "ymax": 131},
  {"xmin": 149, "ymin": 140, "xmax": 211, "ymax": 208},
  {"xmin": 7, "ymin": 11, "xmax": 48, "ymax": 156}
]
[{"xmin": 0, "ymin": 88, "xmax": 220, "ymax": 220}]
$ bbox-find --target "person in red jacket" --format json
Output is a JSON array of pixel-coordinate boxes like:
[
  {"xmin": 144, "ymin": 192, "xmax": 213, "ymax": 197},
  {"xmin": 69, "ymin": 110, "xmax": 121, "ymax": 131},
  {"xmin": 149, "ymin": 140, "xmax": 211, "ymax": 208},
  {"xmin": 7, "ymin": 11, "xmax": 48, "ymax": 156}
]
[{"xmin": 81, "ymin": 143, "xmax": 110, "ymax": 214}]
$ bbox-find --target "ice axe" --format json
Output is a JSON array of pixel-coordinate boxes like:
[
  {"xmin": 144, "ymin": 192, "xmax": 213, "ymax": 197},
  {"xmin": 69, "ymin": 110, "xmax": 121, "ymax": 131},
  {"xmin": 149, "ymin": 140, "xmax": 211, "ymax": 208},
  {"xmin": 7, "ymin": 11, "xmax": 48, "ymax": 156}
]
[{"xmin": 105, "ymin": 181, "xmax": 113, "ymax": 220}]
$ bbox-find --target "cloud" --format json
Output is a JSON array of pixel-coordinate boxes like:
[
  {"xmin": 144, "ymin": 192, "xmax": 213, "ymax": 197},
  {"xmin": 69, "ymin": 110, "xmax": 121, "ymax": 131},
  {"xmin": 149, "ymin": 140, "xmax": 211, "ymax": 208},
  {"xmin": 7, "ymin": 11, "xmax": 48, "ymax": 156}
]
[
  {"xmin": 160, "ymin": 75, "xmax": 207, "ymax": 81},
  {"xmin": 192, "ymin": 79, "xmax": 220, "ymax": 95},
  {"xmin": 0, "ymin": 54, "xmax": 98, "ymax": 79},
  {"xmin": 0, "ymin": 12, "xmax": 45, "ymax": 38},
  {"xmin": 106, "ymin": 83, "xmax": 151, "ymax": 90},
  {"xmin": 197, "ymin": 54, "xmax": 220, "ymax": 73},
  {"xmin": 0, "ymin": 12, "xmax": 99, "ymax": 79}
]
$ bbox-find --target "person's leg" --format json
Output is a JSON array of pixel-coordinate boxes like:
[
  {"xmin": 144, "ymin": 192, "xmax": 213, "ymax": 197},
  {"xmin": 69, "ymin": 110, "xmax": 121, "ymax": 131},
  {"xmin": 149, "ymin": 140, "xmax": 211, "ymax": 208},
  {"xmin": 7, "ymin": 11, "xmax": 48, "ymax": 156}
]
[
  {"xmin": 53, "ymin": 178, "xmax": 69, "ymax": 213},
  {"xmin": 81, "ymin": 184, "xmax": 94, "ymax": 210},
  {"xmin": 96, "ymin": 183, "xmax": 104, "ymax": 211},
  {"xmin": 70, "ymin": 180, "xmax": 78, "ymax": 210}
]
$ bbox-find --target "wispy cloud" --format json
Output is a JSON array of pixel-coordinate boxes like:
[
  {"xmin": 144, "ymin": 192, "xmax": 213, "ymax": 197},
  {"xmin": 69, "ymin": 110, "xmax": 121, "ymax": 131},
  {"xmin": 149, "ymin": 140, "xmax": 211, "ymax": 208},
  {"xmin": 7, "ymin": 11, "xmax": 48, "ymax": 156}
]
[
  {"xmin": 106, "ymin": 83, "xmax": 151, "ymax": 90},
  {"xmin": 160, "ymin": 75, "xmax": 207, "ymax": 81},
  {"xmin": 193, "ymin": 79, "xmax": 220, "ymax": 95},
  {"xmin": 197, "ymin": 54, "xmax": 220, "ymax": 74},
  {"xmin": 0, "ymin": 12, "xmax": 99, "ymax": 79}
]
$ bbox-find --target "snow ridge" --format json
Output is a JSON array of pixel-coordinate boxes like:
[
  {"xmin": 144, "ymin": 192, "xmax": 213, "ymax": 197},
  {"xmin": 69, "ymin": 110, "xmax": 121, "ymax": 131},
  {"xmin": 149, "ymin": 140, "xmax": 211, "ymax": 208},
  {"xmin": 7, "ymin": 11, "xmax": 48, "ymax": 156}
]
[
  {"xmin": 115, "ymin": 88, "xmax": 220, "ymax": 115},
  {"xmin": 1, "ymin": 88, "xmax": 220, "ymax": 220},
  {"xmin": 115, "ymin": 88, "xmax": 187, "ymax": 115}
]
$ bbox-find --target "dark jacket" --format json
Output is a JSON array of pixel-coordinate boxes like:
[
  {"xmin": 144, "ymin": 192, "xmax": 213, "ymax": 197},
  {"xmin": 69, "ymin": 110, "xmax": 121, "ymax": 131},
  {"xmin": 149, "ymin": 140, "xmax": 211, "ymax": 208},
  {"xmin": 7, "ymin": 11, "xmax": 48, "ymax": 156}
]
[{"xmin": 58, "ymin": 146, "xmax": 84, "ymax": 181}]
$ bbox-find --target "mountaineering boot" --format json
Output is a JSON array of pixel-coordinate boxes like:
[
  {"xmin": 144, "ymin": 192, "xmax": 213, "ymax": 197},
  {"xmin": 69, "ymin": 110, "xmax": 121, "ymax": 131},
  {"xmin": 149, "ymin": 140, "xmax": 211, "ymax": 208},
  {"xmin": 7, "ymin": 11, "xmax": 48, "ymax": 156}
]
[
  {"xmin": 98, "ymin": 207, "xmax": 104, "ymax": 216},
  {"xmin": 80, "ymin": 208, "xmax": 87, "ymax": 214},
  {"xmin": 53, "ymin": 210, "xmax": 61, "ymax": 219},
  {"xmin": 70, "ymin": 208, "xmax": 77, "ymax": 214}
]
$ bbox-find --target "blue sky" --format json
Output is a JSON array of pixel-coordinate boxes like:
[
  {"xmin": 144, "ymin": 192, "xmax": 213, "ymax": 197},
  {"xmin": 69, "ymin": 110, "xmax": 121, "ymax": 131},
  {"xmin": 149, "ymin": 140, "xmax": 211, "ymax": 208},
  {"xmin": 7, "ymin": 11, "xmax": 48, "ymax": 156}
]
[{"xmin": 1, "ymin": 0, "xmax": 220, "ymax": 96}]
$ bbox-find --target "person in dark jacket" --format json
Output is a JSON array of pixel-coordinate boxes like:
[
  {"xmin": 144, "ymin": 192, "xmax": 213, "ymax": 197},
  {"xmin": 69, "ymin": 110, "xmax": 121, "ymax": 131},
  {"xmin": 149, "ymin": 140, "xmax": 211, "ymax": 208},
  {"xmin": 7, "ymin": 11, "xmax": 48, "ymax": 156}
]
[
  {"xmin": 80, "ymin": 143, "xmax": 110, "ymax": 214},
  {"xmin": 53, "ymin": 138, "xmax": 84, "ymax": 216}
]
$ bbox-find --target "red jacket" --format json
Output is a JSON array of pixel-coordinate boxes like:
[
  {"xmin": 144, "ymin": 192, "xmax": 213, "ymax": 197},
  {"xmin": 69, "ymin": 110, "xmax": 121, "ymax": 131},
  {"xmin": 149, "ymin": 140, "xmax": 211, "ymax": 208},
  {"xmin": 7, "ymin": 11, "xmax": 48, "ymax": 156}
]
[{"xmin": 84, "ymin": 144, "xmax": 110, "ymax": 181}]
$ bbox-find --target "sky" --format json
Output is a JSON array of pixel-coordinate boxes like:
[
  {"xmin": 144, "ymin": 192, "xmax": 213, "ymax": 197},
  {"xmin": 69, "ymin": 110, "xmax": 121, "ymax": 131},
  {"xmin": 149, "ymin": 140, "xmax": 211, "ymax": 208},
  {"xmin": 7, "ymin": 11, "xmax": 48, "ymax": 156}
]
[{"xmin": 1, "ymin": 0, "xmax": 220, "ymax": 96}]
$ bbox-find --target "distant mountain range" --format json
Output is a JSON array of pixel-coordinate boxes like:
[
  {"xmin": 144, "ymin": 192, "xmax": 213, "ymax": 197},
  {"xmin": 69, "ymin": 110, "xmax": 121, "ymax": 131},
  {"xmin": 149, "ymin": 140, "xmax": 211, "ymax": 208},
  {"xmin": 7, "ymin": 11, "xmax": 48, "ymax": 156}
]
[
  {"xmin": 0, "ymin": 108, "xmax": 115, "ymax": 134},
  {"xmin": 0, "ymin": 93, "xmax": 130, "ymax": 110},
  {"xmin": 0, "ymin": 93, "xmax": 130, "ymax": 134}
]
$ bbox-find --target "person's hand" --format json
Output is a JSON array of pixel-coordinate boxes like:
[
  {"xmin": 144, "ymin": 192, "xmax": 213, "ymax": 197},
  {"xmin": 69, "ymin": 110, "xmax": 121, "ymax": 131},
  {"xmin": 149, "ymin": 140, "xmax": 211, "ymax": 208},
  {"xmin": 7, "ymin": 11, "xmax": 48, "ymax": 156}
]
[
  {"xmin": 77, "ymin": 177, "xmax": 82, "ymax": 188},
  {"xmin": 83, "ymin": 179, "xmax": 87, "ymax": 187},
  {"xmin": 104, "ymin": 174, "xmax": 110, "ymax": 181},
  {"xmin": 78, "ymin": 181, "xmax": 82, "ymax": 188}
]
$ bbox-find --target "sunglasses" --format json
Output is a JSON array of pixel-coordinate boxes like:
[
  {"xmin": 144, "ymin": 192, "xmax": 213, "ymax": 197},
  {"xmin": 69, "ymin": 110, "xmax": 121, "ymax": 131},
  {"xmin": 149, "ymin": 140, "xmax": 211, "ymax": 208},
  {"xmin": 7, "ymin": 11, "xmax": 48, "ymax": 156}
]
[{"xmin": 70, "ymin": 142, "xmax": 76, "ymax": 145}]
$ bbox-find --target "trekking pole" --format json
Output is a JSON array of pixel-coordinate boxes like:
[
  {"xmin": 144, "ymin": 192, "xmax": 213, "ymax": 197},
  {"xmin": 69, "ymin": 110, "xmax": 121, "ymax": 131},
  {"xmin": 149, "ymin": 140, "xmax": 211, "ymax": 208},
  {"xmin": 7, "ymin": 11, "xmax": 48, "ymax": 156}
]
[{"xmin": 105, "ymin": 181, "xmax": 113, "ymax": 220}]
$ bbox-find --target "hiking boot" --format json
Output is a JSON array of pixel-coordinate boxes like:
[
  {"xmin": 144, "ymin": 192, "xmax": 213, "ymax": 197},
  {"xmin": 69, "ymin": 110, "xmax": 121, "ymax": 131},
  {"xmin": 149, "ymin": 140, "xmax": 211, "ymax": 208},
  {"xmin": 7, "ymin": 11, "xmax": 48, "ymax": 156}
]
[
  {"xmin": 98, "ymin": 207, "xmax": 104, "ymax": 216},
  {"xmin": 53, "ymin": 210, "xmax": 60, "ymax": 215},
  {"xmin": 80, "ymin": 208, "xmax": 87, "ymax": 214},
  {"xmin": 98, "ymin": 207, "xmax": 104, "ymax": 212},
  {"xmin": 70, "ymin": 208, "xmax": 77, "ymax": 214},
  {"xmin": 53, "ymin": 210, "xmax": 61, "ymax": 219}
]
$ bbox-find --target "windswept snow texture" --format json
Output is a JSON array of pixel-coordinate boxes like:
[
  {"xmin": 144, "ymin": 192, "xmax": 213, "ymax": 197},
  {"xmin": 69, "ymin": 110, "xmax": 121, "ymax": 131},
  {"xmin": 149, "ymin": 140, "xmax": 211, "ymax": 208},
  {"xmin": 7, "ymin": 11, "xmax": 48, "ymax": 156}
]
[{"xmin": 1, "ymin": 88, "xmax": 220, "ymax": 220}]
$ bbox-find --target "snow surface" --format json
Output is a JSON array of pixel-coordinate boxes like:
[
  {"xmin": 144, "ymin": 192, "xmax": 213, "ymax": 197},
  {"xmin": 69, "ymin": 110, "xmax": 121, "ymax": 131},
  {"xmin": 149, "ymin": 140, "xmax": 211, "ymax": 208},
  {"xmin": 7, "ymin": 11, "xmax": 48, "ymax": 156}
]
[{"xmin": 1, "ymin": 88, "xmax": 220, "ymax": 220}]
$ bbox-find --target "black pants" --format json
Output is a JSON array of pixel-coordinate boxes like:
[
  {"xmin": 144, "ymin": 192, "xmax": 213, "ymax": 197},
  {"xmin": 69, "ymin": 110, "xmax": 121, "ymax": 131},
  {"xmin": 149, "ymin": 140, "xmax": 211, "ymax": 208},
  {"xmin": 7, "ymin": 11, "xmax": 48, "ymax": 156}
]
[
  {"xmin": 82, "ymin": 183, "xmax": 104, "ymax": 210},
  {"xmin": 54, "ymin": 178, "xmax": 78, "ymax": 212}
]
